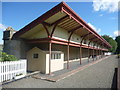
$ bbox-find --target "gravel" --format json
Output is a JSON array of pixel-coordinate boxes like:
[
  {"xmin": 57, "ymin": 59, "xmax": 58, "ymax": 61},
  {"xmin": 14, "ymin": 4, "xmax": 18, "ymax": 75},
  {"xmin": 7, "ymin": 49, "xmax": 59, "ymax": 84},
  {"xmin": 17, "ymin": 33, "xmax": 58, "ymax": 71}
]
[{"xmin": 2, "ymin": 55, "xmax": 118, "ymax": 88}]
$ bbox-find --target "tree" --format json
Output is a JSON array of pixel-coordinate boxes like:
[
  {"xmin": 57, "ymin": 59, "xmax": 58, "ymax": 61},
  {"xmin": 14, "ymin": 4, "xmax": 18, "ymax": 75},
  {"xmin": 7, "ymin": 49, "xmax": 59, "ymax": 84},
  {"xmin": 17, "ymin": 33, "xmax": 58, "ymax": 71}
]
[
  {"xmin": 102, "ymin": 35, "xmax": 117, "ymax": 53},
  {"xmin": 115, "ymin": 36, "xmax": 120, "ymax": 54}
]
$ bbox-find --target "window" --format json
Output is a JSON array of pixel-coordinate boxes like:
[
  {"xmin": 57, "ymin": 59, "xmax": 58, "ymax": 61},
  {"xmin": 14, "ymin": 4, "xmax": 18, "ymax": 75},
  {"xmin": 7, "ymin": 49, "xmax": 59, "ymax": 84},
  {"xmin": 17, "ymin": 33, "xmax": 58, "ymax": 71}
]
[
  {"xmin": 33, "ymin": 53, "xmax": 39, "ymax": 59},
  {"xmin": 51, "ymin": 53, "xmax": 61, "ymax": 60}
]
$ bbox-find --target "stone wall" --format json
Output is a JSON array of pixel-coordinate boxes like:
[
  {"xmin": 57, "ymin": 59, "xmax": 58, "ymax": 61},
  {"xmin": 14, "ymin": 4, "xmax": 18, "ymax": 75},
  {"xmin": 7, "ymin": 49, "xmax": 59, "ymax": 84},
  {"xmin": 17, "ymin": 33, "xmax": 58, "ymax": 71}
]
[
  {"xmin": 3, "ymin": 39, "xmax": 31, "ymax": 59},
  {"xmin": 3, "ymin": 39, "xmax": 21, "ymax": 58}
]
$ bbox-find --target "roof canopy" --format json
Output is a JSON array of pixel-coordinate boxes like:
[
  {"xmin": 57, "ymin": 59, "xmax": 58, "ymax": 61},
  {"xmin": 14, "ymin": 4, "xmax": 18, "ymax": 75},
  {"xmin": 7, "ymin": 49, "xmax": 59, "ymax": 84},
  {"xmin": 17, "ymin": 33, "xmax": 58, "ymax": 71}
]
[{"xmin": 13, "ymin": 2, "xmax": 112, "ymax": 48}]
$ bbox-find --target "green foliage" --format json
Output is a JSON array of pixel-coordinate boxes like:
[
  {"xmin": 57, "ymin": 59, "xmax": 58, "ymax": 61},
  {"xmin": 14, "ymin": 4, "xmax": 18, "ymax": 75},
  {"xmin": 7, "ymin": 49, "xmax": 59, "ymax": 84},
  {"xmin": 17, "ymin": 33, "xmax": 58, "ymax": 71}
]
[
  {"xmin": 0, "ymin": 52, "xmax": 18, "ymax": 62},
  {"xmin": 16, "ymin": 73, "xmax": 23, "ymax": 76},
  {"xmin": 102, "ymin": 35, "xmax": 117, "ymax": 53},
  {"xmin": 0, "ymin": 44, "xmax": 3, "ymax": 51},
  {"xmin": 117, "ymin": 54, "xmax": 120, "ymax": 58},
  {"xmin": 115, "ymin": 36, "xmax": 120, "ymax": 54}
]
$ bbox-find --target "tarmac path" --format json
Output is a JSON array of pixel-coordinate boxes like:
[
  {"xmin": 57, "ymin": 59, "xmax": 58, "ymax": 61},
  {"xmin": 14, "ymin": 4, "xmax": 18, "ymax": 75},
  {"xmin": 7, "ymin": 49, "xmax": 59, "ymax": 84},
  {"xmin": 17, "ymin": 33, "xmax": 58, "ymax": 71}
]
[{"xmin": 2, "ymin": 55, "xmax": 118, "ymax": 88}]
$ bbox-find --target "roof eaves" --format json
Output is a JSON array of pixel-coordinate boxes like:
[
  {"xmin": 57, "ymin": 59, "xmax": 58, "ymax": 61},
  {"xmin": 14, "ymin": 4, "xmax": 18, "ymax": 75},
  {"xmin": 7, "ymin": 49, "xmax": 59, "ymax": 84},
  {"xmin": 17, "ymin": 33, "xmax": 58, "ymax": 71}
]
[
  {"xmin": 62, "ymin": 2, "xmax": 111, "ymax": 48},
  {"xmin": 13, "ymin": 2, "xmax": 63, "ymax": 38}
]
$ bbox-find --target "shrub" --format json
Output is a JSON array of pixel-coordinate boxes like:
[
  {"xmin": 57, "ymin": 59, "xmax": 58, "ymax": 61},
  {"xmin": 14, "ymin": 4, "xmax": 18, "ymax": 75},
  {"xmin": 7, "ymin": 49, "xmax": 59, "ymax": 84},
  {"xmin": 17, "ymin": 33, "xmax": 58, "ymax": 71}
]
[
  {"xmin": 117, "ymin": 54, "xmax": 120, "ymax": 58},
  {"xmin": 0, "ymin": 52, "xmax": 18, "ymax": 61}
]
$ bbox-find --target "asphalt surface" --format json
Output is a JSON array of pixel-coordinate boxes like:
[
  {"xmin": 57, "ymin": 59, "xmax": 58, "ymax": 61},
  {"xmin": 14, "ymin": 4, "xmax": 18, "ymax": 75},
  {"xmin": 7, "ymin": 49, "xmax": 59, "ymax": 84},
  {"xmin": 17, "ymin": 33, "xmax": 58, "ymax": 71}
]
[
  {"xmin": 118, "ymin": 57, "xmax": 120, "ymax": 67},
  {"xmin": 37, "ymin": 56, "xmax": 100, "ymax": 78},
  {"xmin": 2, "ymin": 55, "xmax": 118, "ymax": 88}
]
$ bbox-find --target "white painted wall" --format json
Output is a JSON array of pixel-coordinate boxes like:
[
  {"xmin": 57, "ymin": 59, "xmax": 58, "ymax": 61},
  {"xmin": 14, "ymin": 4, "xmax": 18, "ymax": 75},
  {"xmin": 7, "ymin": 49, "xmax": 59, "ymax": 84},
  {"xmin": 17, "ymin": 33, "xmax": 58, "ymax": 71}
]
[
  {"xmin": 26, "ymin": 25, "xmax": 106, "ymax": 50},
  {"xmin": 27, "ymin": 47, "xmax": 64, "ymax": 74},
  {"xmin": 45, "ymin": 53, "xmax": 64, "ymax": 74},
  {"xmin": 51, "ymin": 53, "xmax": 64, "ymax": 72},
  {"xmin": 105, "ymin": 52, "xmax": 112, "ymax": 55}
]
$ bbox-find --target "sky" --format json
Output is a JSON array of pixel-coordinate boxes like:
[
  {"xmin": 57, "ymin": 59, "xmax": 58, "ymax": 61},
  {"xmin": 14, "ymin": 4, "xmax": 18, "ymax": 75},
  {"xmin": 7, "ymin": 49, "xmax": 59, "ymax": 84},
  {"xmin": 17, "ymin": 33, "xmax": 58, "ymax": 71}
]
[{"xmin": 0, "ymin": 1, "xmax": 119, "ymax": 44}]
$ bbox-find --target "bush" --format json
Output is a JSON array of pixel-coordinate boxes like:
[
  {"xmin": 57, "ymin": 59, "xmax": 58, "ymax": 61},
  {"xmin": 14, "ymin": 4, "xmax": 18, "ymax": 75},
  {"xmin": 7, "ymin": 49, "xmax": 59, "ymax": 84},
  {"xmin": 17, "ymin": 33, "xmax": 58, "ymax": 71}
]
[
  {"xmin": 0, "ymin": 52, "xmax": 18, "ymax": 61},
  {"xmin": 117, "ymin": 54, "xmax": 120, "ymax": 58}
]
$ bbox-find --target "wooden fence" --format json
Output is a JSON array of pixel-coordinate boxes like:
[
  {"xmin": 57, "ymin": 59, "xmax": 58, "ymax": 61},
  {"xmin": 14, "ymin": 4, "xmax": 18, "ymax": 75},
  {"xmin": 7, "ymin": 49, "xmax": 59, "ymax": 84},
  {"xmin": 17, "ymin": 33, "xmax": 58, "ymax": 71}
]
[{"xmin": 0, "ymin": 60, "xmax": 27, "ymax": 82}]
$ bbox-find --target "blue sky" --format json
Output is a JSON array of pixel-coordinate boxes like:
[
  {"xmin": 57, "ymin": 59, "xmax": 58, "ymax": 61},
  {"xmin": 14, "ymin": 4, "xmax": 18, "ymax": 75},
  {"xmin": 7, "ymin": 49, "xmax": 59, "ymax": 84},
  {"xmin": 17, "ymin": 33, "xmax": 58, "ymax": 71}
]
[{"xmin": 0, "ymin": 1, "xmax": 119, "ymax": 44}]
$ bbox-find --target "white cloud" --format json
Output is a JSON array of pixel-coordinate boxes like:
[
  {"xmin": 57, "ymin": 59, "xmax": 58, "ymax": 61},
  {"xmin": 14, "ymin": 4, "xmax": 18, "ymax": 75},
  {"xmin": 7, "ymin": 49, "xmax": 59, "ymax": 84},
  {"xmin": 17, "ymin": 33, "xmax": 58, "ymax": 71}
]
[
  {"xmin": 88, "ymin": 23, "xmax": 101, "ymax": 33},
  {"xmin": 114, "ymin": 30, "xmax": 120, "ymax": 36},
  {"xmin": 0, "ymin": 23, "xmax": 7, "ymax": 31},
  {"xmin": 93, "ymin": 0, "xmax": 120, "ymax": 13},
  {"xmin": 99, "ymin": 14, "xmax": 103, "ymax": 16}
]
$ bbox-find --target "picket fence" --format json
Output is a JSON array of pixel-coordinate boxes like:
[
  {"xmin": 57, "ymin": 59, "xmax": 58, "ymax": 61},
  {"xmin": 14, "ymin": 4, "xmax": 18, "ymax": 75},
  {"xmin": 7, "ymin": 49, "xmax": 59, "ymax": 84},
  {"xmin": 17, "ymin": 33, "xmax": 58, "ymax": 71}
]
[{"xmin": 0, "ymin": 60, "xmax": 27, "ymax": 82}]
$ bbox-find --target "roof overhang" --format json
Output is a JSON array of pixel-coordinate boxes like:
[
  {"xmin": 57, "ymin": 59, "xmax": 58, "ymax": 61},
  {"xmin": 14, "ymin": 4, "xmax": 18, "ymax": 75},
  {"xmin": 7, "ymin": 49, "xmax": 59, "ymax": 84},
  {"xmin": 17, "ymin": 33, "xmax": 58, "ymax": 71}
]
[{"xmin": 13, "ymin": 2, "xmax": 112, "ymax": 48}]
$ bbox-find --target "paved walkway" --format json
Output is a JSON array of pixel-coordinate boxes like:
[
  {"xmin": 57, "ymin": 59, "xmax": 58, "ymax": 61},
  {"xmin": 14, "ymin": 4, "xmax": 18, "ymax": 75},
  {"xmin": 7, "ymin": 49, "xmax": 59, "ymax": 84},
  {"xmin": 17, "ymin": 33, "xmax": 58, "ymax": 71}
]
[
  {"xmin": 32, "ymin": 55, "xmax": 102, "ymax": 79},
  {"xmin": 118, "ymin": 57, "xmax": 120, "ymax": 67},
  {"xmin": 2, "ymin": 55, "xmax": 118, "ymax": 88}
]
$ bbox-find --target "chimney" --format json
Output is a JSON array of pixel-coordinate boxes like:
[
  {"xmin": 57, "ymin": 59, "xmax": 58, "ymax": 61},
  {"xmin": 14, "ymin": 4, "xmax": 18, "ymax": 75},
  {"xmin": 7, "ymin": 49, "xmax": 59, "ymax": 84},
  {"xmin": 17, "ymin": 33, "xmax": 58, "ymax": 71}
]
[{"xmin": 3, "ymin": 27, "xmax": 16, "ymax": 40}]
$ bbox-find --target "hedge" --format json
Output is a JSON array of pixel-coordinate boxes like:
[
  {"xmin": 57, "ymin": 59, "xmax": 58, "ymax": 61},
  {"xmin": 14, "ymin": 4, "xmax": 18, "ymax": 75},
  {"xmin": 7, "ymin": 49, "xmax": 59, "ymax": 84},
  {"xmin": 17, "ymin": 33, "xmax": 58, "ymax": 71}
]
[{"xmin": 0, "ymin": 52, "xmax": 18, "ymax": 62}]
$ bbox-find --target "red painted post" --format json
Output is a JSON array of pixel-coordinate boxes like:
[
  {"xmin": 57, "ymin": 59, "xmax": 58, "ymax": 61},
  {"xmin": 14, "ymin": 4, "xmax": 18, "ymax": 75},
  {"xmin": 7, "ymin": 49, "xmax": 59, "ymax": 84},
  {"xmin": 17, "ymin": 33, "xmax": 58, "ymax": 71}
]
[
  {"xmin": 98, "ymin": 49, "xmax": 100, "ymax": 59},
  {"xmin": 101, "ymin": 50, "xmax": 102, "ymax": 58},
  {"xmin": 80, "ymin": 47, "xmax": 82, "ymax": 65},
  {"xmin": 49, "ymin": 42, "xmax": 52, "ymax": 75},
  {"xmin": 88, "ymin": 47, "xmax": 89, "ymax": 62},
  {"xmin": 67, "ymin": 44, "xmax": 70, "ymax": 69},
  {"xmin": 93, "ymin": 49, "xmax": 94, "ymax": 61},
  {"xmin": 99, "ymin": 50, "xmax": 101, "ymax": 58},
  {"xmin": 96, "ymin": 50, "xmax": 97, "ymax": 60}
]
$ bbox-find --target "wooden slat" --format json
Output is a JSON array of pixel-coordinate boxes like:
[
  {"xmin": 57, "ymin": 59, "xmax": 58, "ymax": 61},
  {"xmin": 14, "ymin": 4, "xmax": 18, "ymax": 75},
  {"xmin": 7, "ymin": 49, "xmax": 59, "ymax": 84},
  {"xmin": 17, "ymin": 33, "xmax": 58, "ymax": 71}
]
[
  {"xmin": 68, "ymin": 26, "xmax": 83, "ymax": 33},
  {"xmin": 58, "ymin": 19, "xmax": 71, "ymax": 26},
  {"xmin": 61, "ymin": 20, "xmax": 78, "ymax": 27},
  {"xmin": 51, "ymin": 15, "xmax": 69, "ymax": 26},
  {"xmin": 58, "ymin": 18, "xmax": 70, "ymax": 26},
  {"xmin": 61, "ymin": 24, "xmax": 79, "ymax": 31},
  {"xmin": 62, "ymin": 23, "xmax": 80, "ymax": 30},
  {"xmin": 59, "ymin": 19, "xmax": 75, "ymax": 26},
  {"xmin": 0, "ymin": 60, "xmax": 26, "ymax": 82}
]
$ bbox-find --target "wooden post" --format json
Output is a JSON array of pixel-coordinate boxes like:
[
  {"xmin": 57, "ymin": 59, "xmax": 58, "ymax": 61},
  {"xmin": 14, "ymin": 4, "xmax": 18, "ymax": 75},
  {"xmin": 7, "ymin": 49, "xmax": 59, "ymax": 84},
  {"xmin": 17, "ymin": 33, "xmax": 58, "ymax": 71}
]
[
  {"xmin": 98, "ymin": 50, "xmax": 99, "ymax": 59},
  {"xmin": 80, "ymin": 47, "xmax": 82, "ymax": 65},
  {"xmin": 93, "ymin": 49, "xmax": 94, "ymax": 61},
  {"xmin": 88, "ymin": 47, "xmax": 89, "ymax": 62},
  {"xmin": 49, "ymin": 42, "xmax": 51, "ymax": 75},
  {"xmin": 99, "ymin": 50, "xmax": 101, "ymax": 58},
  {"xmin": 98, "ymin": 49, "xmax": 99, "ymax": 59},
  {"xmin": 95, "ymin": 50, "xmax": 96, "ymax": 59},
  {"xmin": 102, "ymin": 51, "xmax": 104, "ymax": 57},
  {"xmin": 99, "ymin": 49, "xmax": 100, "ymax": 59},
  {"xmin": 67, "ymin": 44, "xmax": 70, "ymax": 69},
  {"xmin": 96, "ymin": 50, "xmax": 97, "ymax": 60},
  {"xmin": 101, "ymin": 50, "xmax": 102, "ymax": 58},
  {"xmin": 88, "ymin": 41, "xmax": 91, "ymax": 63},
  {"xmin": 101, "ymin": 50, "xmax": 103, "ymax": 57}
]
